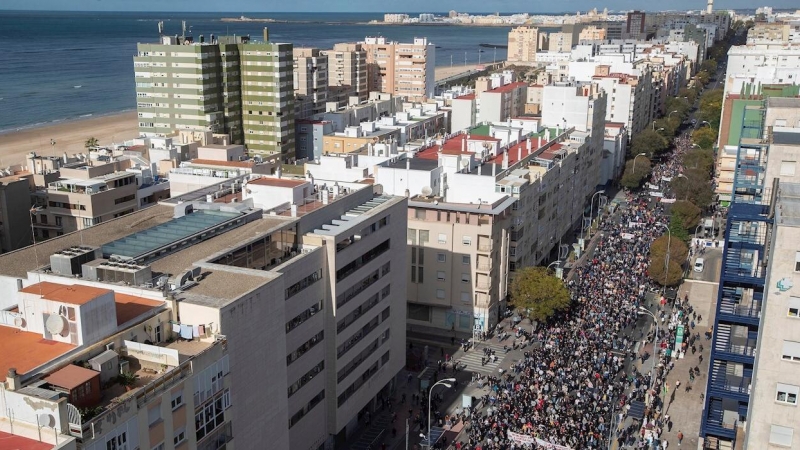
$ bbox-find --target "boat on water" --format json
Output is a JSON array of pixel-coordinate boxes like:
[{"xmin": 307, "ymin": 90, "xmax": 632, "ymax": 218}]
[
  {"xmin": 479, "ymin": 43, "xmax": 508, "ymax": 49},
  {"xmin": 74, "ymin": 85, "xmax": 82, "ymax": 89}
]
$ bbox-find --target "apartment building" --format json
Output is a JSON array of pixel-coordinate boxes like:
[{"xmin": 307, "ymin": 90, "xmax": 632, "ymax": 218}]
[
  {"xmin": 134, "ymin": 29, "xmax": 296, "ymax": 159},
  {"xmin": 32, "ymin": 157, "xmax": 170, "ymax": 238},
  {"xmin": 322, "ymin": 43, "xmax": 368, "ymax": 105},
  {"xmin": 0, "ymin": 175, "xmax": 33, "ymax": 252},
  {"xmin": 579, "ymin": 25, "xmax": 607, "ymax": 42},
  {"xmin": 478, "ymin": 82, "xmax": 529, "ymax": 124},
  {"xmin": 507, "ymin": 26, "xmax": 546, "ymax": 64},
  {"xmin": 294, "ymin": 48, "xmax": 329, "ymax": 119},
  {"xmin": 626, "ymin": 11, "xmax": 647, "ymax": 40},
  {"xmin": 0, "ymin": 177, "xmax": 407, "ymax": 450},
  {"xmin": 700, "ymin": 101, "xmax": 800, "ymax": 448},
  {"xmin": 592, "ymin": 66, "xmax": 655, "ymax": 137},
  {"xmin": 361, "ymin": 36, "xmax": 436, "ymax": 102}
]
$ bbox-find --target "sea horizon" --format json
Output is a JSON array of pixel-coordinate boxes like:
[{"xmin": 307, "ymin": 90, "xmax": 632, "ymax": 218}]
[{"xmin": 0, "ymin": 10, "xmax": 524, "ymax": 132}]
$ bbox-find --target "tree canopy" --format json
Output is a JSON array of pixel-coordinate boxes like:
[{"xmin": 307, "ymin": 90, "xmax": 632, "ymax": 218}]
[
  {"xmin": 650, "ymin": 233, "xmax": 689, "ymax": 262},
  {"xmin": 84, "ymin": 137, "xmax": 98, "ymax": 149},
  {"xmin": 648, "ymin": 257, "xmax": 684, "ymax": 286},
  {"xmin": 670, "ymin": 200, "xmax": 702, "ymax": 230},
  {"xmin": 696, "ymin": 88, "xmax": 723, "ymax": 130},
  {"xmin": 631, "ymin": 129, "xmax": 669, "ymax": 158},
  {"xmin": 510, "ymin": 266, "xmax": 572, "ymax": 323},
  {"xmin": 673, "ymin": 169, "xmax": 715, "ymax": 208},
  {"xmin": 620, "ymin": 157, "xmax": 652, "ymax": 189},
  {"xmin": 692, "ymin": 127, "xmax": 717, "ymax": 150}
]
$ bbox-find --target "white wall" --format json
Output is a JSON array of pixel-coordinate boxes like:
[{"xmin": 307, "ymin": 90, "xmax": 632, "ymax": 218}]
[
  {"xmin": 243, "ymin": 181, "xmax": 309, "ymax": 210},
  {"xmin": 541, "ymin": 85, "xmax": 591, "ymax": 132},
  {"xmin": 374, "ymin": 165, "xmax": 442, "ymax": 197}
]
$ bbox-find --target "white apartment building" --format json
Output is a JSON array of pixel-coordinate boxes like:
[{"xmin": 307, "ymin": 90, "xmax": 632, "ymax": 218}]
[
  {"xmin": 507, "ymin": 26, "xmax": 546, "ymax": 64},
  {"xmin": 724, "ymin": 44, "xmax": 800, "ymax": 99},
  {"xmin": 592, "ymin": 66, "xmax": 655, "ymax": 137},
  {"xmin": 0, "ymin": 177, "xmax": 407, "ymax": 450},
  {"xmin": 294, "ymin": 48, "xmax": 330, "ymax": 119},
  {"xmin": 323, "ymin": 43, "xmax": 369, "ymax": 105}
]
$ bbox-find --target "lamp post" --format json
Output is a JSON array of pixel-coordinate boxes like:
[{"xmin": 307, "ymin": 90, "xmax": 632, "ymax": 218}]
[
  {"xmin": 657, "ymin": 222, "xmax": 672, "ymax": 294},
  {"xmin": 668, "ymin": 110, "xmax": 679, "ymax": 119},
  {"xmin": 673, "ymin": 173, "xmax": 688, "ymax": 201},
  {"xmin": 638, "ymin": 306, "xmax": 659, "ymax": 403},
  {"xmin": 632, "ymin": 152, "xmax": 648, "ymax": 174},
  {"xmin": 589, "ymin": 190, "xmax": 606, "ymax": 235},
  {"xmin": 699, "ymin": 120, "xmax": 711, "ymax": 128},
  {"xmin": 426, "ymin": 378, "xmax": 456, "ymax": 449}
]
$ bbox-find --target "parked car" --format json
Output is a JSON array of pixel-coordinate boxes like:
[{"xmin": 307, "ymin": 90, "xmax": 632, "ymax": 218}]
[{"xmin": 694, "ymin": 258, "xmax": 705, "ymax": 273}]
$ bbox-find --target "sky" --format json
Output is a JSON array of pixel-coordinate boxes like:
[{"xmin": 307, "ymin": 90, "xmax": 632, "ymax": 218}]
[{"xmin": 2, "ymin": 0, "xmax": 797, "ymax": 13}]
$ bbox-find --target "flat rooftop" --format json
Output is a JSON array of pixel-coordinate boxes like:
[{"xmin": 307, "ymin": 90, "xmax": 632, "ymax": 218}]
[
  {"xmin": 20, "ymin": 282, "xmax": 109, "ymax": 306},
  {"xmin": 0, "ymin": 431, "xmax": 53, "ymax": 450},
  {"xmin": 45, "ymin": 364, "xmax": 97, "ymax": 390},
  {"xmin": 0, "ymin": 326, "xmax": 75, "ymax": 379},
  {"xmin": 248, "ymin": 177, "xmax": 308, "ymax": 188},
  {"xmin": 0, "ymin": 205, "xmax": 176, "ymax": 279},
  {"xmin": 384, "ymin": 157, "xmax": 439, "ymax": 171},
  {"xmin": 101, "ymin": 209, "xmax": 243, "ymax": 260}
]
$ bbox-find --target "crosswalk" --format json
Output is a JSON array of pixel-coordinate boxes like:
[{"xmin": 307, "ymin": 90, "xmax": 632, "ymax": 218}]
[{"xmin": 456, "ymin": 342, "xmax": 507, "ymax": 374}]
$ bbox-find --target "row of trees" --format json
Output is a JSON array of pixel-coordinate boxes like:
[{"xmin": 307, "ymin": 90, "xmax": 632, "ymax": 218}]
[{"xmin": 509, "ymin": 25, "xmax": 747, "ymax": 318}]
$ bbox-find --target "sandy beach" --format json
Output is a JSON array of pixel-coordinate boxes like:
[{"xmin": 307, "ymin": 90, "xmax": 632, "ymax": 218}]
[
  {"xmin": 0, "ymin": 64, "xmax": 484, "ymax": 168},
  {"xmin": 0, "ymin": 111, "xmax": 140, "ymax": 168}
]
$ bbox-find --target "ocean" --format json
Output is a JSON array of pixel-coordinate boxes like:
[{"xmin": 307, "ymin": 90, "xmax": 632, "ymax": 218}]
[{"xmin": 0, "ymin": 11, "xmax": 531, "ymax": 133}]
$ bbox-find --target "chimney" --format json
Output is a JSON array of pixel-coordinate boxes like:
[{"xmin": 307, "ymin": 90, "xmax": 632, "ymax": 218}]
[
  {"xmin": 6, "ymin": 368, "xmax": 20, "ymax": 391},
  {"xmin": 291, "ymin": 204, "xmax": 298, "ymax": 217},
  {"xmin": 462, "ymin": 137, "xmax": 466, "ymax": 152},
  {"xmin": 527, "ymin": 138, "xmax": 532, "ymax": 154},
  {"xmin": 538, "ymin": 136, "xmax": 542, "ymax": 147},
  {"xmin": 492, "ymin": 163, "xmax": 496, "ymax": 177},
  {"xmin": 517, "ymin": 147, "xmax": 522, "ymax": 163},
  {"xmin": 263, "ymin": 27, "xmax": 269, "ymax": 42},
  {"xmin": 406, "ymin": 158, "xmax": 410, "ymax": 170},
  {"xmin": 503, "ymin": 151, "xmax": 509, "ymax": 170},
  {"xmin": 276, "ymin": 165, "xmax": 282, "ymax": 178}
]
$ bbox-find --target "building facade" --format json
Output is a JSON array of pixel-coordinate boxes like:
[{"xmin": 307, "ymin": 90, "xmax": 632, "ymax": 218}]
[{"xmin": 362, "ymin": 37, "xmax": 436, "ymax": 102}]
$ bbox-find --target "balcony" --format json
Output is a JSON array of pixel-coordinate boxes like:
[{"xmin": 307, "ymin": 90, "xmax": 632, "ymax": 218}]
[
  {"xmin": 475, "ymin": 280, "xmax": 491, "ymax": 290},
  {"xmin": 703, "ymin": 398, "xmax": 739, "ymax": 440},
  {"xmin": 708, "ymin": 360, "xmax": 752, "ymax": 401},
  {"xmin": 477, "ymin": 243, "xmax": 492, "ymax": 252},
  {"xmin": 476, "ymin": 262, "xmax": 491, "ymax": 271},
  {"xmin": 713, "ymin": 324, "xmax": 756, "ymax": 364},
  {"xmin": 717, "ymin": 286, "xmax": 761, "ymax": 326}
]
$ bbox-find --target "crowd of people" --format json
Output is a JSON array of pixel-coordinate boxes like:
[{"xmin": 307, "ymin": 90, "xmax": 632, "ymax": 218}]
[{"xmin": 449, "ymin": 142, "xmax": 703, "ymax": 449}]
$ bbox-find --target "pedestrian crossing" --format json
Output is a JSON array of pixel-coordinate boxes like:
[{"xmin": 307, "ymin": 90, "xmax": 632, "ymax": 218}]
[{"xmin": 456, "ymin": 342, "xmax": 507, "ymax": 374}]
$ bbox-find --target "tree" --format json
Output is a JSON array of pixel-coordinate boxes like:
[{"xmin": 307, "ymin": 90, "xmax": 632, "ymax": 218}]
[
  {"xmin": 665, "ymin": 96, "xmax": 691, "ymax": 120},
  {"xmin": 84, "ymin": 136, "xmax": 98, "ymax": 149},
  {"xmin": 648, "ymin": 257, "xmax": 684, "ymax": 286},
  {"xmin": 631, "ymin": 129, "xmax": 669, "ymax": 158},
  {"xmin": 679, "ymin": 87, "xmax": 698, "ymax": 105},
  {"xmin": 654, "ymin": 117, "xmax": 678, "ymax": 138},
  {"xmin": 510, "ymin": 266, "xmax": 571, "ymax": 322},
  {"xmin": 697, "ymin": 88, "xmax": 723, "ymax": 129},
  {"xmin": 673, "ymin": 169, "xmax": 715, "ymax": 208},
  {"xmin": 670, "ymin": 200, "xmax": 702, "ymax": 230},
  {"xmin": 701, "ymin": 59, "xmax": 718, "ymax": 75},
  {"xmin": 668, "ymin": 215, "xmax": 691, "ymax": 242},
  {"xmin": 692, "ymin": 127, "xmax": 718, "ymax": 149},
  {"xmin": 620, "ymin": 157, "xmax": 652, "ymax": 189},
  {"xmin": 650, "ymin": 233, "xmax": 689, "ymax": 263}
]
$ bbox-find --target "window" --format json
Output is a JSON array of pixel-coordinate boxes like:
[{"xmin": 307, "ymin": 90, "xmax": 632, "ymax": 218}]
[
  {"xmin": 408, "ymin": 303, "xmax": 431, "ymax": 321},
  {"xmin": 286, "ymin": 270, "xmax": 322, "ymax": 299},
  {"xmin": 461, "ymin": 273, "xmax": 470, "ymax": 283},
  {"xmin": 419, "ymin": 230, "xmax": 429, "ymax": 244},
  {"xmin": 105, "ymin": 432, "xmax": 128, "ymax": 450},
  {"xmin": 407, "ymin": 229, "xmax": 417, "ymax": 245},
  {"xmin": 151, "ymin": 443, "xmax": 165, "ymax": 450},
  {"xmin": 148, "ymin": 405, "xmax": 161, "ymax": 426},
  {"xmin": 171, "ymin": 390, "xmax": 184, "ymax": 410},
  {"xmin": 415, "ymin": 209, "xmax": 426, "ymax": 220},
  {"xmin": 418, "ymin": 266, "xmax": 423, "ymax": 283},
  {"xmin": 437, "ymin": 271, "xmax": 446, "ymax": 281},
  {"xmin": 55, "ymin": 216, "xmax": 62, "ymax": 226},
  {"xmin": 789, "ymin": 297, "xmax": 800, "ymax": 318},
  {"xmin": 462, "ymin": 236, "xmax": 472, "ymax": 246},
  {"xmin": 461, "ymin": 292, "xmax": 471, "ymax": 304},
  {"xmin": 776, "ymin": 383, "xmax": 799, "ymax": 405},
  {"xmin": 782, "ymin": 340, "xmax": 800, "ymax": 362},
  {"xmin": 795, "ymin": 252, "xmax": 800, "ymax": 272},
  {"xmin": 438, "ymin": 233, "xmax": 447, "ymax": 244},
  {"xmin": 781, "ymin": 161, "xmax": 797, "ymax": 177},
  {"xmin": 770, "ymin": 424, "xmax": 793, "ymax": 447},
  {"xmin": 173, "ymin": 427, "xmax": 186, "ymax": 446},
  {"xmin": 437, "ymin": 253, "xmax": 446, "ymax": 263},
  {"xmin": 436, "ymin": 289, "xmax": 445, "ymax": 299},
  {"xmin": 462, "ymin": 255, "xmax": 470, "ymax": 265}
]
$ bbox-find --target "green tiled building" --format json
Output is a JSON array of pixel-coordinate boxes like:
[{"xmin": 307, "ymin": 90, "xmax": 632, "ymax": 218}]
[{"xmin": 134, "ymin": 29, "xmax": 295, "ymax": 160}]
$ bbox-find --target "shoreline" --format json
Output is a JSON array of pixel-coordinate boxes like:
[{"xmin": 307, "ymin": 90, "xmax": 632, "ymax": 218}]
[{"xmin": 0, "ymin": 109, "xmax": 137, "ymax": 137}]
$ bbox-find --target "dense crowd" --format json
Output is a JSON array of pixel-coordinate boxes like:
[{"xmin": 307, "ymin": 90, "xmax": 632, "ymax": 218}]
[{"xmin": 449, "ymin": 143, "xmax": 701, "ymax": 450}]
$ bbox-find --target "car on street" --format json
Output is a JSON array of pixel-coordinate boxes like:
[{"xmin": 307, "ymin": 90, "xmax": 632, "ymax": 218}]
[{"xmin": 694, "ymin": 258, "xmax": 705, "ymax": 273}]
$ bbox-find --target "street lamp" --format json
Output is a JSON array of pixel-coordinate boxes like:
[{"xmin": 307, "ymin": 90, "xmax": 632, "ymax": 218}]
[
  {"xmin": 657, "ymin": 222, "xmax": 672, "ymax": 294},
  {"xmin": 668, "ymin": 110, "xmax": 679, "ymax": 119},
  {"xmin": 589, "ymin": 190, "xmax": 606, "ymax": 234},
  {"xmin": 699, "ymin": 120, "xmax": 711, "ymax": 128},
  {"xmin": 426, "ymin": 378, "xmax": 456, "ymax": 449},
  {"xmin": 632, "ymin": 152, "xmax": 648, "ymax": 174},
  {"xmin": 674, "ymin": 173, "xmax": 689, "ymax": 201},
  {"xmin": 637, "ymin": 306, "xmax": 659, "ymax": 403}
]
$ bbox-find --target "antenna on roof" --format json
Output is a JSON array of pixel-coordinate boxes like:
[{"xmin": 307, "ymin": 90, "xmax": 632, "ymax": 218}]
[
  {"xmin": 158, "ymin": 21, "xmax": 164, "ymax": 36},
  {"xmin": 182, "ymin": 21, "xmax": 187, "ymax": 38}
]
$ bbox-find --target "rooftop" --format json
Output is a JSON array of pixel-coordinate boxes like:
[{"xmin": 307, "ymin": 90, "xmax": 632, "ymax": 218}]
[
  {"xmin": 0, "ymin": 431, "xmax": 53, "ymax": 450},
  {"xmin": 114, "ymin": 294, "xmax": 164, "ymax": 326},
  {"xmin": 247, "ymin": 177, "xmax": 308, "ymax": 188},
  {"xmin": 44, "ymin": 364, "xmax": 98, "ymax": 390},
  {"xmin": 484, "ymin": 81, "xmax": 528, "ymax": 94},
  {"xmin": 19, "ymin": 282, "xmax": 108, "ymax": 306},
  {"xmin": 101, "ymin": 209, "xmax": 244, "ymax": 261},
  {"xmin": 0, "ymin": 326, "xmax": 75, "ymax": 378},
  {"xmin": 383, "ymin": 157, "xmax": 439, "ymax": 171},
  {"xmin": 188, "ymin": 159, "xmax": 257, "ymax": 168},
  {"xmin": 0, "ymin": 205, "xmax": 176, "ymax": 279}
]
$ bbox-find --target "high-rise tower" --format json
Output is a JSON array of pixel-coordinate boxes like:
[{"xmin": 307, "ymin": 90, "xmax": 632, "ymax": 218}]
[{"xmin": 707, "ymin": 0, "xmax": 714, "ymax": 14}]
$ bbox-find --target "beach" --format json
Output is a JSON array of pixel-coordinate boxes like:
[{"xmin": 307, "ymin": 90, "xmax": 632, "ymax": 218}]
[
  {"xmin": 0, "ymin": 64, "xmax": 484, "ymax": 167},
  {"xmin": 0, "ymin": 111, "xmax": 140, "ymax": 168}
]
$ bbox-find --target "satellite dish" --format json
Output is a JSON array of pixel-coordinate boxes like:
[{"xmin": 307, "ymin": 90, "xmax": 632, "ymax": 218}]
[
  {"xmin": 421, "ymin": 186, "xmax": 433, "ymax": 197},
  {"xmin": 13, "ymin": 316, "xmax": 25, "ymax": 328},
  {"xmin": 45, "ymin": 314, "xmax": 68, "ymax": 337},
  {"xmin": 38, "ymin": 413, "xmax": 55, "ymax": 428}
]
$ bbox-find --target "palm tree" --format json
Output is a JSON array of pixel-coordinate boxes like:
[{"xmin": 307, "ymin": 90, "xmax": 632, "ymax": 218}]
[{"xmin": 84, "ymin": 137, "xmax": 99, "ymax": 150}]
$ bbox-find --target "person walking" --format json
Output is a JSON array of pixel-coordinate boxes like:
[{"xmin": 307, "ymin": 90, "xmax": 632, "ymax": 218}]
[{"xmin": 677, "ymin": 430, "xmax": 684, "ymax": 446}]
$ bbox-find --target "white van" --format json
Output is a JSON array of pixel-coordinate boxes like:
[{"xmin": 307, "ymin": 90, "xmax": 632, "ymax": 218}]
[{"xmin": 694, "ymin": 258, "xmax": 705, "ymax": 273}]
